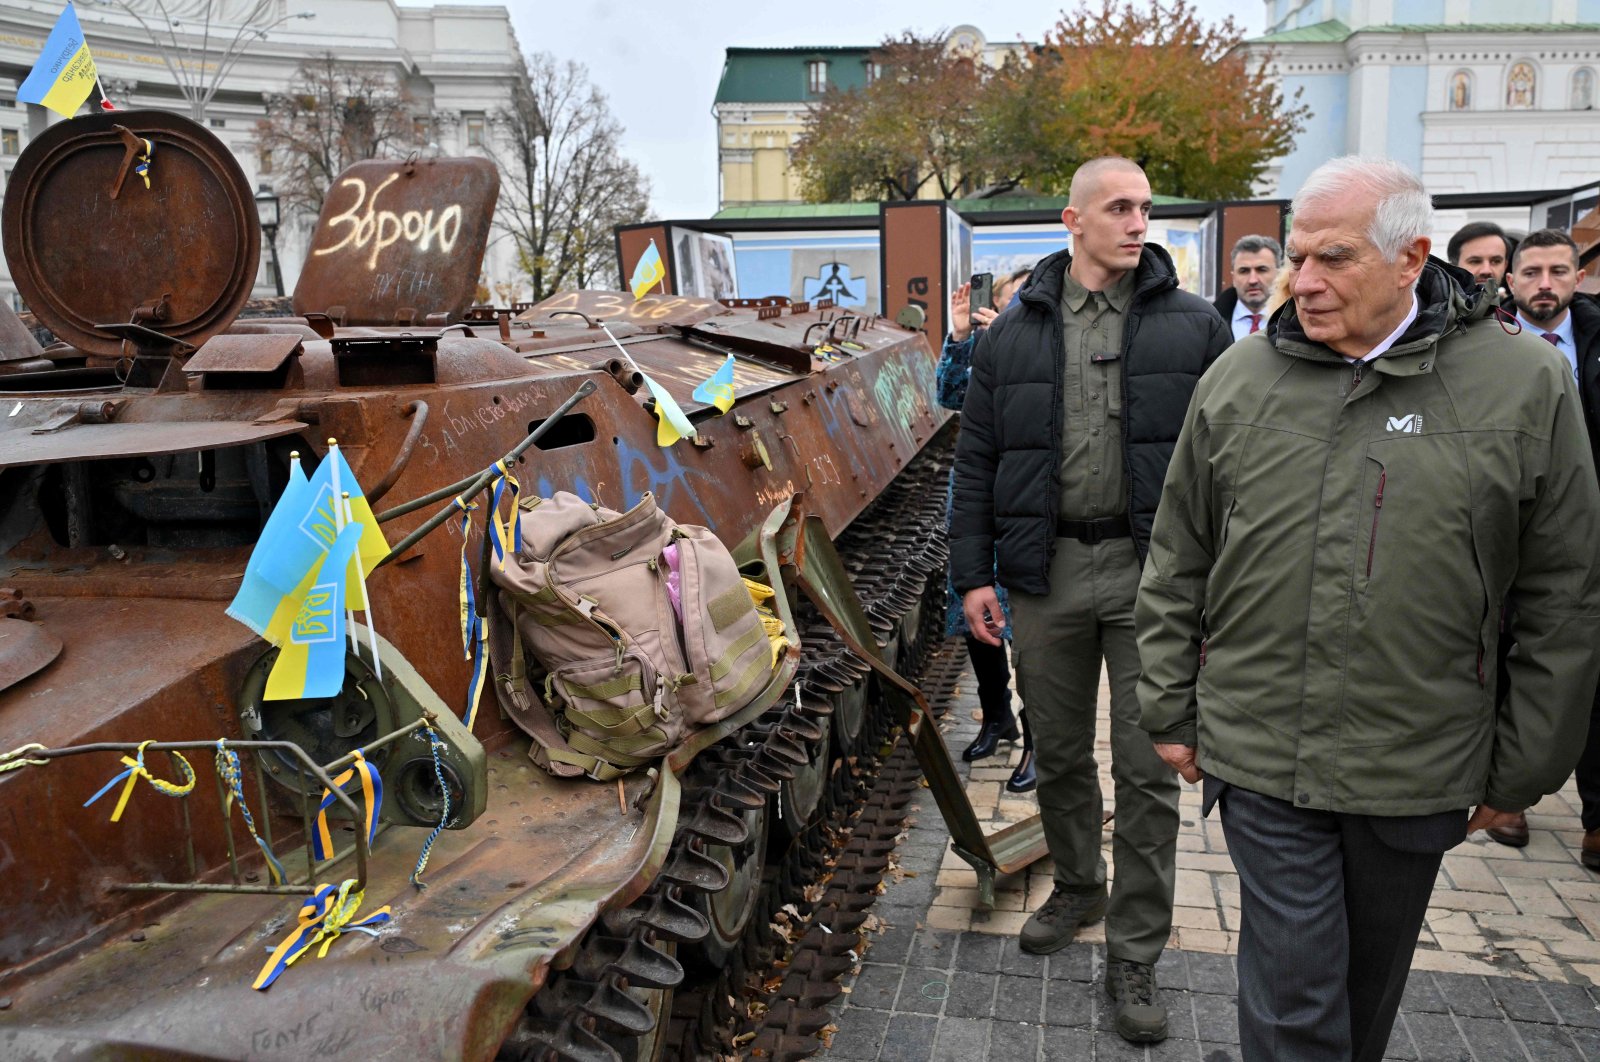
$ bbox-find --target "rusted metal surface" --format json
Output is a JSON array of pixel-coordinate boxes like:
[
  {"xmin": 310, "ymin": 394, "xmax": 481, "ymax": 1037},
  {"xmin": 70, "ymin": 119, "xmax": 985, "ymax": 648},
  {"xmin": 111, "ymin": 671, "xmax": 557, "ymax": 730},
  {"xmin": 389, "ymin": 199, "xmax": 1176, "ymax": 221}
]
[
  {"xmin": 0, "ymin": 615, "xmax": 59, "ymax": 690},
  {"xmin": 292, "ymin": 158, "xmax": 500, "ymax": 327},
  {"xmin": 0, "ymin": 419, "xmax": 308, "ymax": 468},
  {"xmin": 1, "ymin": 110, "xmax": 259, "ymax": 358},
  {"xmin": 0, "ymin": 300, "xmax": 43, "ymax": 362}
]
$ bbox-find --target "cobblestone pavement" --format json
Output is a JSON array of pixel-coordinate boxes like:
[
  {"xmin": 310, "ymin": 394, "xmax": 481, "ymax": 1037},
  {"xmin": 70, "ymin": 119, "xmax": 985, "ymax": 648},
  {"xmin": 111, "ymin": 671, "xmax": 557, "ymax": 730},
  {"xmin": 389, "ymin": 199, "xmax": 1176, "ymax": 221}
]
[{"xmin": 817, "ymin": 651, "xmax": 1600, "ymax": 1060}]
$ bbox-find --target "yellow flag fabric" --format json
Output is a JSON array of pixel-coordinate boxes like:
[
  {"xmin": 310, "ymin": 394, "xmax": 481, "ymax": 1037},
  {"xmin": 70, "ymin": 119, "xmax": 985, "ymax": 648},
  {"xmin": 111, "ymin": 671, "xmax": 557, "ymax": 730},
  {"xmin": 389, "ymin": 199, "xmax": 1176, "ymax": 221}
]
[
  {"xmin": 17, "ymin": 4, "xmax": 96, "ymax": 118},
  {"xmin": 253, "ymin": 446, "xmax": 386, "ymax": 614},
  {"xmin": 642, "ymin": 371, "xmax": 695, "ymax": 447},
  {"xmin": 692, "ymin": 354, "xmax": 738, "ymax": 414},
  {"xmin": 629, "ymin": 239, "xmax": 666, "ymax": 300},
  {"xmin": 264, "ymin": 524, "xmax": 363, "ymax": 700}
]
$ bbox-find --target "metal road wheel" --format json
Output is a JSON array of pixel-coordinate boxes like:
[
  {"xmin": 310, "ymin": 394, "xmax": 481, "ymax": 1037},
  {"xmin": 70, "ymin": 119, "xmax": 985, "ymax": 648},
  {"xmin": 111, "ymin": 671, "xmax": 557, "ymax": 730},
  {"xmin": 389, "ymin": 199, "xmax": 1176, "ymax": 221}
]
[
  {"xmin": 828, "ymin": 677, "xmax": 867, "ymax": 756},
  {"xmin": 776, "ymin": 709, "xmax": 832, "ymax": 840},
  {"xmin": 687, "ymin": 799, "xmax": 771, "ymax": 970}
]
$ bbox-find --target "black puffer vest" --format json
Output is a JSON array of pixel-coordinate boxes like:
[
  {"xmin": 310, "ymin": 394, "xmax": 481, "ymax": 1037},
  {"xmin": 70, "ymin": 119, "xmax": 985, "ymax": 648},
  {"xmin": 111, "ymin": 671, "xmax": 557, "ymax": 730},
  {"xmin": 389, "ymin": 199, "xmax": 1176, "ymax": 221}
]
[{"xmin": 950, "ymin": 243, "xmax": 1230, "ymax": 595}]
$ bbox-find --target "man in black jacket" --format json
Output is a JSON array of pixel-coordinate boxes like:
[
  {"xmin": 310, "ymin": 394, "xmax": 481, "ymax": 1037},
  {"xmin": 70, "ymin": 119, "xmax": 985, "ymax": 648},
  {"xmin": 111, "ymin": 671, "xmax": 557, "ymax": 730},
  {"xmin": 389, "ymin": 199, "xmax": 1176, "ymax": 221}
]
[{"xmin": 950, "ymin": 156, "xmax": 1230, "ymax": 1043}]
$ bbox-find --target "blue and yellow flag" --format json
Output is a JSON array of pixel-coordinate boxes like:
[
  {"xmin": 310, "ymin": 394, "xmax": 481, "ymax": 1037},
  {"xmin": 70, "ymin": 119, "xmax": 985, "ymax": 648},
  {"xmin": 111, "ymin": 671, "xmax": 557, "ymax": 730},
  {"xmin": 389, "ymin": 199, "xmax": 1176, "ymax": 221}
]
[
  {"xmin": 642, "ymin": 372, "xmax": 695, "ymax": 446},
  {"xmin": 227, "ymin": 456, "xmax": 310, "ymax": 638},
  {"xmin": 692, "ymin": 354, "xmax": 738, "ymax": 414},
  {"xmin": 17, "ymin": 4, "xmax": 97, "ymax": 119},
  {"xmin": 263, "ymin": 523, "xmax": 363, "ymax": 700},
  {"xmin": 629, "ymin": 239, "xmax": 665, "ymax": 300},
  {"xmin": 253, "ymin": 445, "xmax": 386, "ymax": 608}
]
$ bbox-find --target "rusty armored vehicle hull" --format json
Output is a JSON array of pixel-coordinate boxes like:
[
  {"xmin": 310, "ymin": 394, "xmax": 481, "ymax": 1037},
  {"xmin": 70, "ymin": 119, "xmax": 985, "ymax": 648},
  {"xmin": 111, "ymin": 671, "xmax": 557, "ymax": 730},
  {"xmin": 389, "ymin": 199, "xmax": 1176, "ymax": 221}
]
[{"xmin": 0, "ymin": 111, "xmax": 973, "ymax": 1060}]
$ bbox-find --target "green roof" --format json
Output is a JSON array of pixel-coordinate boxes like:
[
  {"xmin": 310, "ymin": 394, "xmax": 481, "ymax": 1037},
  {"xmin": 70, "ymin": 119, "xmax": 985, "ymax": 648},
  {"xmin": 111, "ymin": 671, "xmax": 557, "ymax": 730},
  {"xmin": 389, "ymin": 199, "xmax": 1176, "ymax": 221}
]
[
  {"xmin": 1252, "ymin": 18, "xmax": 1600, "ymax": 43},
  {"xmin": 1252, "ymin": 19, "xmax": 1351, "ymax": 43},
  {"xmin": 713, "ymin": 202, "xmax": 883, "ymax": 220},
  {"xmin": 711, "ymin": 194, "xmax": 1200, "ymax": 221},
  {"xmin": 715, "ymin": 47, "xmax": 875, "ymax": 105}
]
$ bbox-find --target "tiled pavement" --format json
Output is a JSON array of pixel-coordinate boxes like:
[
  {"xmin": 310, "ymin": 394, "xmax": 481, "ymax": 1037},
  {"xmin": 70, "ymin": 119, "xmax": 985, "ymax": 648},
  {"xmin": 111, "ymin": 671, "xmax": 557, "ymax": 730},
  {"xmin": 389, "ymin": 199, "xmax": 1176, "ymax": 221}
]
[{"xmin": 817, "ymin": 649, "xmax": 1600, "ymax": 1060}]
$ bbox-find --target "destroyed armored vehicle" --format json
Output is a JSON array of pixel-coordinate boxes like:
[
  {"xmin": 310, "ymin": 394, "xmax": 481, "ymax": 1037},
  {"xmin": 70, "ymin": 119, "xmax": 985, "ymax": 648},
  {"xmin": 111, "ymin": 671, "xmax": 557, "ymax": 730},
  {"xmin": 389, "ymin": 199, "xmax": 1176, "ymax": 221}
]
[{"xmin": 0, "ymin": 109, "xmax": 1019, "ymax": 1061}]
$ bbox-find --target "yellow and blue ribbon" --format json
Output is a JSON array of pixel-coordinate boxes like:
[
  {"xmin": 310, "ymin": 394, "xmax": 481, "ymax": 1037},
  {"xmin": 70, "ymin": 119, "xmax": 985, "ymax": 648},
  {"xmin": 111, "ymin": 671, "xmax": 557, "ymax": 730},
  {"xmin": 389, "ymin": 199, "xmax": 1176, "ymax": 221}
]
[
  {"xmin": 215, "ymin": 740, "xmax": 287, "ymax": 886},
  {"xmin": 454, "ymin": 495, "xmax": 479, "ymax": 660},
  {"xmin": 409, "ymin": 724, "xmax": 453, "ymax": 888},
  {"xmin": 82, "ymin": 740, "xmax": 195, "ymax": 822},
  {"xmin": 311, "ymin": 749, "xmax": 381, "ymax": 863},
  {"xmin": 134, "ymin": 137, "xmax": 153, "ymax": 189},
  {"xmin": 252, "ymin": 878, "xmax": 391, "ymax": 990},
  {"xmin": 453, "ymin": 492, "xmax": 491, "ymax": 731},
  {"xmin": 487, "ymin": 460, "xmax": 522, "ymax": 571}
]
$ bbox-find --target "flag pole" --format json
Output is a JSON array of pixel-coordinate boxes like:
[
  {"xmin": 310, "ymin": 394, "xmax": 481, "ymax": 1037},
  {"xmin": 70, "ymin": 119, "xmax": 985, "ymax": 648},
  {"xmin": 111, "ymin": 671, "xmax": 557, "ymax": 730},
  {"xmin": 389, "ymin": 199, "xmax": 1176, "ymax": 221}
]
[
  {"xmin": 344, "ymin": 493, "xmax": 383, "ymax": 681},
  {"xmin": 93, "ymin": 73, "xmax": 112, "ymax": 110},
  {"xmin": 327, "ymin": 441, "xmax": 358, "ymax": 655}
]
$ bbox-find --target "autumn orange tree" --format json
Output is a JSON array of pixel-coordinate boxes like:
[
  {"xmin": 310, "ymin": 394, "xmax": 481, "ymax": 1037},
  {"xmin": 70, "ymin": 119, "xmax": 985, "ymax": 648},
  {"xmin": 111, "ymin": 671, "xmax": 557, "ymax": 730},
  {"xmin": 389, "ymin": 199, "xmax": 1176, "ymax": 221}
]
[
  {"xmin": 1015, "ymin": 0, "xmax": 1308, "ymax": 200},
  {"xmin": 792, "ymin": 4, "xmax": 1305, "ymax": 203},
  {"xmin": 791, "ymin": 32, "xmax": 1020, "ymax": 202}
]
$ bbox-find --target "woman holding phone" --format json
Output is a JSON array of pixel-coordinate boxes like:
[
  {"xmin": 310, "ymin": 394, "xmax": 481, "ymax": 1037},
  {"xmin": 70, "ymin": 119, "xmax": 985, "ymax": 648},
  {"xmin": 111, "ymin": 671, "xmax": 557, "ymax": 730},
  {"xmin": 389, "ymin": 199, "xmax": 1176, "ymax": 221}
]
[{"xmin": 937, "ymin": 268, "xmax": 1034, "ymax": 791}]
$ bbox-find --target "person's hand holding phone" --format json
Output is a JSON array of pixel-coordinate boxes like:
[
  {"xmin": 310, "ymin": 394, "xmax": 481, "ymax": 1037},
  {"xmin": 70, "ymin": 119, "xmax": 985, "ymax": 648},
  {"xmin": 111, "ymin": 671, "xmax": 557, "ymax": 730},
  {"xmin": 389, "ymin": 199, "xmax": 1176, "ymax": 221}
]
[{"xmin": 950, "ymin": 282, "xmax": 998, "ymax": 343}]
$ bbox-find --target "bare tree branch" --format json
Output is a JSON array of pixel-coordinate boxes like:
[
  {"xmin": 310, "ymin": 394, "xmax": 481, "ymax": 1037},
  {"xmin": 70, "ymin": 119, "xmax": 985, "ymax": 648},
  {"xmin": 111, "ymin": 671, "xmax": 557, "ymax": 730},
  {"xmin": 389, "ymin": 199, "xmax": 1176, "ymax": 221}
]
[{"xmin": 486, "ymin": 53, "xmax": 651, "ymax": 300}]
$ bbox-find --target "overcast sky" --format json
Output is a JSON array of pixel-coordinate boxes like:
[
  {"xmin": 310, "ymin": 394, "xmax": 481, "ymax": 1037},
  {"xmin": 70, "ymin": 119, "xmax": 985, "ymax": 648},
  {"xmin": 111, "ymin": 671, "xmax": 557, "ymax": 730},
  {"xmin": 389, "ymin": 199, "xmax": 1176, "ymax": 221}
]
[{"xmin": 482, "ymin": 1, "xmax": 1264, "ymax": 220}]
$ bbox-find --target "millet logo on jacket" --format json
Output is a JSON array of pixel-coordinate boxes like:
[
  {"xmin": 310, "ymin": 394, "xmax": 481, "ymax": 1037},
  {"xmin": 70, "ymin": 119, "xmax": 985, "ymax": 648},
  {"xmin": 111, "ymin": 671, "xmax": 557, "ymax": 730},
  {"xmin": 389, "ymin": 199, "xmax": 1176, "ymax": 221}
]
[{"xmin": 1386, "ymin": 413, "xmax": 1424, "ymax": 434}]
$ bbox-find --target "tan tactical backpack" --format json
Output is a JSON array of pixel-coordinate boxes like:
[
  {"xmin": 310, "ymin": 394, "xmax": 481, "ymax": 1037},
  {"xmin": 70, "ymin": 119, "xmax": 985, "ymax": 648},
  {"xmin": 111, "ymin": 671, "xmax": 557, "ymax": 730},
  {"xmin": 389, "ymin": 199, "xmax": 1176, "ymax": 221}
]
[{"xmin": 486, "ymin": 491, "xmax": 777, "ymax": 780}]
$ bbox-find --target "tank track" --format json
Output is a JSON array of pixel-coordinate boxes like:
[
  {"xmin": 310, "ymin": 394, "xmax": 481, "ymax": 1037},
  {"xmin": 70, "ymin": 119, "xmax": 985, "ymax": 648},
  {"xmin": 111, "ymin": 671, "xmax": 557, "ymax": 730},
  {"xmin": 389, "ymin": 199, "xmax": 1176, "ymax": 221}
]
[{"xmin": 496, "ymin": 426, "xmax": 958, "ymax": 1062}]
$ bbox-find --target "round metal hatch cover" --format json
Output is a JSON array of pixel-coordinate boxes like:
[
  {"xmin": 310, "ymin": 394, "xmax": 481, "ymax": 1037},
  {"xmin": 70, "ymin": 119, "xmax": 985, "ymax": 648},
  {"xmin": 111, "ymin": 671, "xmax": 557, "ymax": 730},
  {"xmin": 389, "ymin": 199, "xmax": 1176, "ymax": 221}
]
[{"xmin": 2, "ymin": 109, "xmax": 260, "ymax": 357}]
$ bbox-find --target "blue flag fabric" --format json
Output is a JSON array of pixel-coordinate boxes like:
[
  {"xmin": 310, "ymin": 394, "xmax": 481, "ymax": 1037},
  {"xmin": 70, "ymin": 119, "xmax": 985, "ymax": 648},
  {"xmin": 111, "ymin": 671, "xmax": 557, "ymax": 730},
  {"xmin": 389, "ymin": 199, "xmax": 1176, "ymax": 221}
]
[
  {"xmin": 226, "ymin": 459, "xmax": 310, "ymax": 639},
  {"xmin": 692, "ymin": 354, "xmax": 738, "ymax": 414},
  {"xmin": 254, "ymin": 447, "xmax": 384, "ymax": 598},
  {"xmin": 264, "ymin": 523, "xmax": 363, "ymax": 700}
]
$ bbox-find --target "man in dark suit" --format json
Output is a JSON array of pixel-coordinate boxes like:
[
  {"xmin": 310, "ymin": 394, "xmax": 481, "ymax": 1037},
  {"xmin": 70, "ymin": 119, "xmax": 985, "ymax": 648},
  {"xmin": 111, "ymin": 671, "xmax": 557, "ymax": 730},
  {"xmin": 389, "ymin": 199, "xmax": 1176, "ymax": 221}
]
[{"xmin": 1489, "ymin": 229, "xmax": 1600, "ymax": 857}]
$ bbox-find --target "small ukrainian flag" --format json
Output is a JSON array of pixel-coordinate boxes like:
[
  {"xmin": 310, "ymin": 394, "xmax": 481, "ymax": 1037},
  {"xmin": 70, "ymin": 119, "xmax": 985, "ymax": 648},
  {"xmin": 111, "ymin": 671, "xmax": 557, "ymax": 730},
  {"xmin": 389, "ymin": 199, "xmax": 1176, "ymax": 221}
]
[
  {"xmin": 18, "ymin": 4, "xmax": 98, "ymax": 119},
  {"xmin": 692, "ymin": 354, "xmax": 738, "ymax": 414},
  {"xmin": 263, "ymin": 523, "xmax": 363, "ymax": 701},
  {"xmin": 642, "ymin": 372, "xmax": 695, "ymax": 447},
  {"xmin": 227, "ymin": 455, "xmax": 310, "ymax": 639},
  {"xmin": 629, "ymin": 239, "xmax": 666, "ymax": 300}
]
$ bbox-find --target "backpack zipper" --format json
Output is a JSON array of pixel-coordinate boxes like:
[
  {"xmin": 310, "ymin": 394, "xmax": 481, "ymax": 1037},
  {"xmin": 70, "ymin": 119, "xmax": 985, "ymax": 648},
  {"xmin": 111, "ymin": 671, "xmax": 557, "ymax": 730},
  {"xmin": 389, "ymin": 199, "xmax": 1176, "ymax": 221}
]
[{"xmin": 1366, "ymin": 471, "xmax": 1386, "ymax": 577}]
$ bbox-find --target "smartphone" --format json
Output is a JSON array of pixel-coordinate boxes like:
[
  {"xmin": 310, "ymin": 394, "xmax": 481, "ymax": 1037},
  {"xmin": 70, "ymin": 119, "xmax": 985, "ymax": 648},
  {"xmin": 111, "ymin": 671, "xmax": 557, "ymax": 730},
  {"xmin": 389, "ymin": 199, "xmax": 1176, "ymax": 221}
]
[{"xmin": 969, "ymin": 272, "xmax": 994, "ymax": 316}]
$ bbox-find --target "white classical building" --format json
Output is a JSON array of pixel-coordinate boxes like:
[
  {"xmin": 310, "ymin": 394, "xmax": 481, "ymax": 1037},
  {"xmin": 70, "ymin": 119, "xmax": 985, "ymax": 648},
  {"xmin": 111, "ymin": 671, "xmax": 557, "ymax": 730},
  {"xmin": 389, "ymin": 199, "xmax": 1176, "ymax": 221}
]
[
  {"xmin": 0, "ymin": 0, "xmax": 528, "ymax": 309},
  {"xmin": 1243, "ymin": 0, "xmax": 1600, "ymax": 239}
]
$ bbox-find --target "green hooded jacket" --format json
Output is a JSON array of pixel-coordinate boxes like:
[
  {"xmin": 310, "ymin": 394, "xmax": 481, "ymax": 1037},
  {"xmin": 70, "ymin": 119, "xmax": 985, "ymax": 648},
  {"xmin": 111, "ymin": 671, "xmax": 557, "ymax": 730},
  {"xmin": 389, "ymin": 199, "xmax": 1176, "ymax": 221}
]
[{"xmin": 1136, "ymin": 259, "xmax": 1600, "ymax": 816}]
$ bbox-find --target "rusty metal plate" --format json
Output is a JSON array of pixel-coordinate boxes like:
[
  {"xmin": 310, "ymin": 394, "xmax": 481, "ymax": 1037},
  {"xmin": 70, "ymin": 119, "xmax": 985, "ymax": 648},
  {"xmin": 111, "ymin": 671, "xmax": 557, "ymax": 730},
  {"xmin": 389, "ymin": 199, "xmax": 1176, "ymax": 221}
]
[
  {"xmin": 0, "ymin": 617, "xmax": 60, "ymax": 692},
  {"xmin": 184, "ymin": 332, "xmax": 302, "ymax": 374},
  {"xmin": 292, "ymin": 157, "xmax": 500, "ymax": 326},
  {"xmin": 0, "ymin": 420, "xmax": 307, "ymax": 469},
  {"xmin": 2, "ymin": 110, "xmax": 260, "ymax": 358},
  {"xmin": 521, "ymin": 290, "xmax": 728, "ymax": 329}
]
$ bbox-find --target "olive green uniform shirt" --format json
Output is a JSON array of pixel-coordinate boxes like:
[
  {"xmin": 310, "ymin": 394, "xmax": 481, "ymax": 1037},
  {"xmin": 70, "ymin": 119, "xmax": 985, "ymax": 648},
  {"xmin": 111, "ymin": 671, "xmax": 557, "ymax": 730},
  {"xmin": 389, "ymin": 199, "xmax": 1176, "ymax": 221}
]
[{"xmin": 1058, "ymin": 268, "xmax": 1133, "ymax": 520}]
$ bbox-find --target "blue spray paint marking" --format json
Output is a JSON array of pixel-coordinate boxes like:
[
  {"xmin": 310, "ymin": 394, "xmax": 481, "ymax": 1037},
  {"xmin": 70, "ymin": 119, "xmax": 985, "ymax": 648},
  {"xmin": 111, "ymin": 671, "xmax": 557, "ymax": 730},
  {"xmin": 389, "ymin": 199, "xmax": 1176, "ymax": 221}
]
[
  {"xmin": 612, "ymin": 435, "xmax": 713, "ymax": 522},
  {"xmin": 534, "ymin": 474, "xmax": 597, "ymax": 505}
]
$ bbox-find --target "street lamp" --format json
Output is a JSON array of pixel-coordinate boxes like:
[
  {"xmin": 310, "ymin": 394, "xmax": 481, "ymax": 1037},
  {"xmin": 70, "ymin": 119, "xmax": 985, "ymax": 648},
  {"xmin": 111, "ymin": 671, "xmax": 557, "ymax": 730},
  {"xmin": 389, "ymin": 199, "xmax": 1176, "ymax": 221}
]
[
  {"xmin": 92, "ymin": 1, "xmax": 315, "ymax": 121},
  {"xmin": 254, "ymin": 185, "xmax": 282, "ymax": 297}
]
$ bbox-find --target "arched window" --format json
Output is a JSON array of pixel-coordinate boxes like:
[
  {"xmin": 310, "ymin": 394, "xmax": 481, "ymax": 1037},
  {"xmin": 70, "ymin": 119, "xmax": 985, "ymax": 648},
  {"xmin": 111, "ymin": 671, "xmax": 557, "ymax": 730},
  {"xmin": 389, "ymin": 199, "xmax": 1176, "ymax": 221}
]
[
  {"xmin": 1448, "ymin": 70, "xmax": 1473, "ymax": 111},
  {"xmin": 1573, "ymin": 68, "xmax": 1596, "ymax": 111},
  {"xmin": 1507, "ymin": 60, "xmax": 1537, "ymax": 109}
]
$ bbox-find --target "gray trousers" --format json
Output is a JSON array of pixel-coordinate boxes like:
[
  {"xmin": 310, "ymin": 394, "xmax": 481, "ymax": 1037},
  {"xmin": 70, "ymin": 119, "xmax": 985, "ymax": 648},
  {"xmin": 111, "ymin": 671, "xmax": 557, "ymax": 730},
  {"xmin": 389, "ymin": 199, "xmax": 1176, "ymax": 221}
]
[
  {"xmin": 1009, "ymin": 537, "xmax": 1179, "ymax": 965},
  {"xmin": 1218, "ymin": 784, "xmax": 1453, "ymax": 1062}
]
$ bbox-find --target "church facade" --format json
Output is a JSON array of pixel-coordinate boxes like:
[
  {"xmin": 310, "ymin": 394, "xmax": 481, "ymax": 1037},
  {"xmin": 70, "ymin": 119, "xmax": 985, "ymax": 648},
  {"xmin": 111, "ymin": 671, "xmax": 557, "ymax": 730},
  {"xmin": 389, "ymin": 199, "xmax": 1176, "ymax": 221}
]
[{"xmin": 1244, "ymin": 0, "xmax": 1600, "ymax": 225}]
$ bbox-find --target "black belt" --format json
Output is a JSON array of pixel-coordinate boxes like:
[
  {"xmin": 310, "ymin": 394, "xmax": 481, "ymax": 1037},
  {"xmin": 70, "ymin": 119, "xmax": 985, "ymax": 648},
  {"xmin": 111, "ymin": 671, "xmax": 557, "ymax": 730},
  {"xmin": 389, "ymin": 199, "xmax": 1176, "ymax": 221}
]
[{"xmin": 1057, "ymin": 515, "xmax": 1131, "ymax": 544}]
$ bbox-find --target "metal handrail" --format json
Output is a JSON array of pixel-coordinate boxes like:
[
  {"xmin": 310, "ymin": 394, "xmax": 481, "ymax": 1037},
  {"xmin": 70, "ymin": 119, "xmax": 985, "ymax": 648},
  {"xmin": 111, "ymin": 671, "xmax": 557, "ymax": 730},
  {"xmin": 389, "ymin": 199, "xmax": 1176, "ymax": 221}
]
[{"xmin": 33, "ymin": 712, "xmax": 433, "ymax": 896}]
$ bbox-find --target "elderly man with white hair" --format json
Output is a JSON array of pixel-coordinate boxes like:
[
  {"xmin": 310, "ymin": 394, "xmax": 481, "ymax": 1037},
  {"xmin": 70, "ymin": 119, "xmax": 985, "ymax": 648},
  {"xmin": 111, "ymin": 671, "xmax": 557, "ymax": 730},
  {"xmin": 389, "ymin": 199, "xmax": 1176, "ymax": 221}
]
[{"xmin": 1135, "ymin": 155, "xmax": 1600, "ymax": 1061}]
